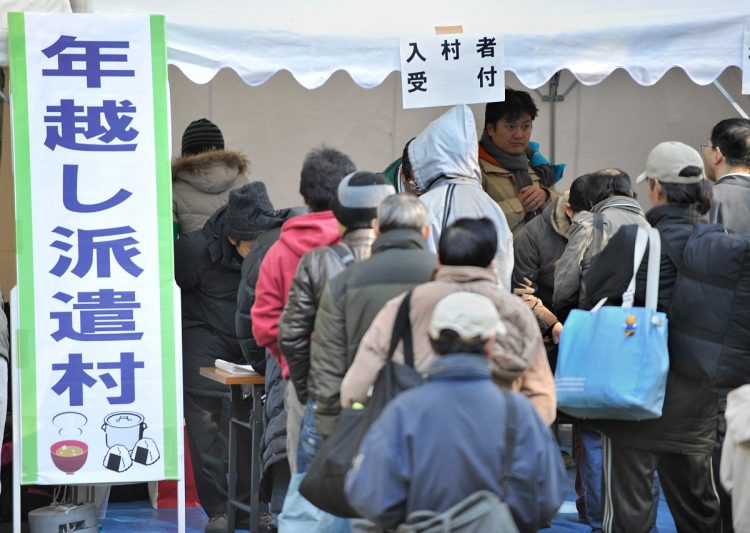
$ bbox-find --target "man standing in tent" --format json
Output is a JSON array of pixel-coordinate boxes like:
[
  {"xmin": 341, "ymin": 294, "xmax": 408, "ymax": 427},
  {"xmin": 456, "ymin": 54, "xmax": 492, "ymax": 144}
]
[
  {"xmin": 479, "ymin": 89, "xmax": 562, "ymax": 235},
  {"xmin": 705, "ymin": 118, "xmax": 750, "ymax": 235}
]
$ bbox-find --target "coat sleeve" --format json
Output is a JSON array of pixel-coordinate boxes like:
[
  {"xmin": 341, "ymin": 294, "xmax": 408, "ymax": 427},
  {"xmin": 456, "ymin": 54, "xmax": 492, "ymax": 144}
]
[
  {"xmin": 251, "ymin": 247, "xmax": 285, "ymax": 363},
  {"xmin": 553, "ymin": 217, "xmax": 592, "ymax": 321},
  {"xmin": 340, "ymin": 295, "xmax": 402, "ymax": 407},
  {"xmin": 173, "ymin": 235, "xmax": 200, "ymax": 290},
  {"xmin": 513, "ymin": 228, "xmax": 559, "ymax": 332},
  {"xmin": 345, "ymin": 406, "xmax": 409, "ymax": 529},
  {"xmin": 514, "ymin": 346, "xmax": 556, "ymax": 426},
  {"xmin": 720, "ymin": 426, "xmax": 735, "ymax": 496},
  {"xmin": 310, "ymin": 282, "xmax": 349, "ymax": 439},
  {"xmin": 494, "ymin": 220, "xmax": 514, "ymax": 292},
  {"xmin": 236, "ymin": 242, "xmax": 270, "ymax": 372},
  {"xmin": 278, "ymin": 253, "xmax": 318, "ymax": 403},
  {"xmin": 505, "ymin": 394, "xmax": 567, "ymax": 532}
]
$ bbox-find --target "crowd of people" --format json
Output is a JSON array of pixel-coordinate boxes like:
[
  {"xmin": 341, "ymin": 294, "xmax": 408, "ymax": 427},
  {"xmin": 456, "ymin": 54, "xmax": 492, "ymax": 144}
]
[{"xmin": 172, "ymin": 92, "xmax": 750, "ymax": 533}]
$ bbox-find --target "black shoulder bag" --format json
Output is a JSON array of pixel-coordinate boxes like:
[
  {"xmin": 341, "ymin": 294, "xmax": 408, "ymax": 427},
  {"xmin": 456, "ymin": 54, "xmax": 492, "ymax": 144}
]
[{"xmin": 300, "ymin": 291, "xmax": 423, "ymax": 517}]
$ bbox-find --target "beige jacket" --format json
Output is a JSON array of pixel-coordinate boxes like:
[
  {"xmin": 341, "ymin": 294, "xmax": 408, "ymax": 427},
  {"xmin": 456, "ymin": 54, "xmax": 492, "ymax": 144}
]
[
  {"xmin": 340, "ymin": 265, "xmax": 556, "ymax": 425},
  {"xmin": 479, "ymin": 151, "xmax": 554, "ymax": 235},
  {"xmin": 721, "ymin": 384, "xmax": 750, "ymax": 532},
  {"xmin": 172, "ymin": 150, "xmax": 250, "ymax": 235}
]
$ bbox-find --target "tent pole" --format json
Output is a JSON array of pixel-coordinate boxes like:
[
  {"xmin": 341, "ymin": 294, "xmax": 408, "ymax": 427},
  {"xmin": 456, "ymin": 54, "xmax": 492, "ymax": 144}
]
[
  {"xmin": 537, "ymin": 73, "xmax": 576, "ymax": 166},
  {"xmin": 712, "ymin": 81, "xmax": 749, "ymax": 119},
  {"xmin": 549, "ymin": 73, "xmax": 559, "ymax": 165}
]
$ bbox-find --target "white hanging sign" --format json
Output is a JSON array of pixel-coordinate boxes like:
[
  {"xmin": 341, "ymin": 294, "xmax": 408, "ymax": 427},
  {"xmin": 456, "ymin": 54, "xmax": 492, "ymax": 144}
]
[{"xmin": 399, "ymin": 33, "xmax": 505, "ymax": 109}]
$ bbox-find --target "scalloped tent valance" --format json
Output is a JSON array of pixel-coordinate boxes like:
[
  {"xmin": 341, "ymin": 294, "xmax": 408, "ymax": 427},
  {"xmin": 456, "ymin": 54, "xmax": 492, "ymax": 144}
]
[{"xmin": 2, "ymin": 0, "xmax": 748, "ymax": 90}]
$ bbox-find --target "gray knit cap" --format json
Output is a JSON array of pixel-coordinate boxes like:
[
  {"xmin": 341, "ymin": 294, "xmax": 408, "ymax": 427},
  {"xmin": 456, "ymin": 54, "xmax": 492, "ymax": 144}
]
[
  {"xmin": 225, "ymin": 182, "xmax": 276, "ymax": 241},
  {"xmin": 182, "ymin": 118, "xmax": 225, "ymax": 156},
  {"xmin": 332, "ymin": 172, "xmax": 396, "ymax": 229}
]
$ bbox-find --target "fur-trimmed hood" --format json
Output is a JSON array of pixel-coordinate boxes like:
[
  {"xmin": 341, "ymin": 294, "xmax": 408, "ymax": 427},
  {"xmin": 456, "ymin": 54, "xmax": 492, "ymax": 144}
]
[
  {"xmin": 544, "ymin": 191, "xmax": 571, "ymax": 239},
  {"xmin": 172, "ymin": 149, "xmax": 249, "ymax": 194}
]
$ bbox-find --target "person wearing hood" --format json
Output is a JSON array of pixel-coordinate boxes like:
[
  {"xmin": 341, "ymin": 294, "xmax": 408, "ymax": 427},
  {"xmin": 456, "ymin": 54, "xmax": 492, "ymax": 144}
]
[
  {"xmin": 172, "ymin": 118, "xmax": 250, "ymax": 236},
  {"xmin": 512, "ymin": 189, "xmax": 574, "ymax": 369},
  {"xmin": 479, "ymin": 89, "xmax": 563, "ymax": 235},
  {"xmin": 175, "ymin": 182, "xmax": 282, "ymax": 533},
  {"xmin": 408, "ymin": 104, "xmax": 514, "ymax": 290},
  {"xmin": 251, "ymin": 146, "xmax": 354, "ymax": 476},
  {"xmin": 721, "ymin": 384, "xmax": 750, "ymax": 532}
]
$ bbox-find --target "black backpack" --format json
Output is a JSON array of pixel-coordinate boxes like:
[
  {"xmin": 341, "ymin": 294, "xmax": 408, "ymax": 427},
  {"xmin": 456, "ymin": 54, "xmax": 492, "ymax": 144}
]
[{"xmin": 663, "ymin": 224, "xmax": 750, "ymax": 390}]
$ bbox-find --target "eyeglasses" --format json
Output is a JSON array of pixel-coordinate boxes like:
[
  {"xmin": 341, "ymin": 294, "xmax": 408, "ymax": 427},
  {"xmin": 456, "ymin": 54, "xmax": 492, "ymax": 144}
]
[{"xmin": 700, "ymin": 142, "xmax": 713, "ymax": 152}]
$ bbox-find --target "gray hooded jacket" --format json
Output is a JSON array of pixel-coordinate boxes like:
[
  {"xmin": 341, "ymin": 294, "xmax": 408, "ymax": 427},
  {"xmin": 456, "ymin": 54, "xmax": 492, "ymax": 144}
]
[
  {"xmin": 409, "ymin": 105, "xmax": 514, "ymax": 290},
  {"xmin": 553, "ymin": 195, "xmax": 648, "ymax": 321}
]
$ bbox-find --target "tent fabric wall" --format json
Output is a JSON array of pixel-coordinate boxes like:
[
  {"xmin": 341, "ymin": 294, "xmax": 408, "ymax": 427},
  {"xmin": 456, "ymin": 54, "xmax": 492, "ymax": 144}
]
[{"xmin": 168, "ymin": 65, "xmax": 747, "ymax": 211}]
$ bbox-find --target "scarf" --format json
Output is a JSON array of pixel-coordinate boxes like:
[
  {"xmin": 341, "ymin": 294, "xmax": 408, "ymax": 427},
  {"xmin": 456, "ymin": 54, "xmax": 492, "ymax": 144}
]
[{"xmin": 480, "ymin": 131, "xmax": 534, "ymax": 190}]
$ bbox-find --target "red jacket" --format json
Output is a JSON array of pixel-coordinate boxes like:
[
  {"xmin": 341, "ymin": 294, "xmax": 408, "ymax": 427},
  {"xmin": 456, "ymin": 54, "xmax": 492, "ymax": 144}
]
[{"xmin": 251, "ymin": 210, "xmax": 340, "ymax": 377}]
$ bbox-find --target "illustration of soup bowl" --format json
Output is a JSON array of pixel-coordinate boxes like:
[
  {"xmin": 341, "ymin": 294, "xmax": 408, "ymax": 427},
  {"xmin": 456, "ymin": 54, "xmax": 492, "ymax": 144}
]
[{"xmin": 50, "ymin": 440, "xmax": 88, "ymax": 474}]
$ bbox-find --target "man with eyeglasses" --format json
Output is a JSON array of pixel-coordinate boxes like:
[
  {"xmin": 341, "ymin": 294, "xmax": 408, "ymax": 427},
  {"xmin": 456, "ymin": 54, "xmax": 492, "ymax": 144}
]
[
  {"xmin": 479, "ymin": 89, "xmax": 561, "ymax": 234},
  {"xmin": 703, "ymin": 118, "xmax": 750, "ymax": 236},
  {"xmin": 702, "ymin": 117, "xmax": 750, "ymax": 533}
]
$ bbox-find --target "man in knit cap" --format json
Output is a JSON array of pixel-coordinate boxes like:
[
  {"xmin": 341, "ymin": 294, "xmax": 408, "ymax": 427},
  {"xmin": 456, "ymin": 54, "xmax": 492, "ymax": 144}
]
[
  {"xmin": 172, "ymin": 118, "xmax": 250, "ymax": 236},
  {"xmin": 175, "ymin": 181, "xmax": 286, "ymax": 533}
]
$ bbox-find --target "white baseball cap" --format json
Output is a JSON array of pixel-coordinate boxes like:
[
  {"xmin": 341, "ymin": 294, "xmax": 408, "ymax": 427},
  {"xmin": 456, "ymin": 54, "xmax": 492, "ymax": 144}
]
[
  {"xmin": 428, "ymin": 292, "xmax": 507, "ymax": 342},
  {"xmin": 636, "ymin": 141, "xmax": 705, "ymax": 184}
]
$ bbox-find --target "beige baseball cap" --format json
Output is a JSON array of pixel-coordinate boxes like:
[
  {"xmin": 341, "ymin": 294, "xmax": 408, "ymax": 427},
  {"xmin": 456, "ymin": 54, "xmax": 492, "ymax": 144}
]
[
  {"xmin": 636, "ymin": 141, "xmax": 705, "ymax": 184},
  {"xmin": 428, "ymin": 292, "xmax": 507, "ymax": 342}
]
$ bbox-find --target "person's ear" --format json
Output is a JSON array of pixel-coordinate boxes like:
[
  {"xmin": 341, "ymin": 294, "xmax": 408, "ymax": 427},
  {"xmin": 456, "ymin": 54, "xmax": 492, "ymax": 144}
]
[
  {"xmin": 564, "ymin": 203, "xmax": 575, "ymax": 221},
  {"xmin": 227, "ymin": 236, "xmax": 238, "ymax": 246},
  {"xmin": 483, "ymin": 333, "xmax": 496, "ymax": 359},
  {"xmin": 421, "ymin": 224, "xmax": 431, "ymax": 240},
  {"xmin": 713, "ymin": 145, "xmax": 726, "ymax": 167}
]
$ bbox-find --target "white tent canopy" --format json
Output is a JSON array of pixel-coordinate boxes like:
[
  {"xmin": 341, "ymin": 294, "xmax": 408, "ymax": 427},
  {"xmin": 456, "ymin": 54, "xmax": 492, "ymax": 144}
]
[
  {"xmin": 1, "ymin": 1, "xmax": 749, "ymax": 211},
  {"xmin": 1, "ymin": 1, "xmax": 748, "ymax": 90}
]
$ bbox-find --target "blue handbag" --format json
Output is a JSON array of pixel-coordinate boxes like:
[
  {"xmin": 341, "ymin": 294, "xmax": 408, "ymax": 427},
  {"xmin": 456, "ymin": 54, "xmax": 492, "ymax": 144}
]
[{"xmin": 555, "ymin": 227, "xmax": 669, "ymax": 420}]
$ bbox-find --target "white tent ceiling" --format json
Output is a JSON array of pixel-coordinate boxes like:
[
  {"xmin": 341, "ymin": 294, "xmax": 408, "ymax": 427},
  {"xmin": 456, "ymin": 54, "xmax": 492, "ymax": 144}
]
[{"xmin": 1, "ymin": 1, "xmax": 748, "ymax": 90}]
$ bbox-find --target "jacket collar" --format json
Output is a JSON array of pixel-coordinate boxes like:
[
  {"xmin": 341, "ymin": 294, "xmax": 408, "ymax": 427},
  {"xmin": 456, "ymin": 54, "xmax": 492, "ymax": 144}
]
[
  {"xmin": 427, "ymin": 354, "xmax": 491, "ymax": 381},
  {"xmin": 646, "ymin": 203, "xmax": 706, "ymax": 227},
  {"xmin": 716, "ymin": 173, "xmax": 750, "ymax": 188},
  {"xmin": 544, "ymin": 192, "xmax": 571, "ymax": 239},
  {"xmin": 432, "ymin": 265, "xmax": 496, "ymax": 284},
  {"xmin": 371, "ymin": 228, "xmax": 427, "ymax": 254},
  {"xmin": 591, "ymin": 195, "xmax": 643, "ymax": 216}
]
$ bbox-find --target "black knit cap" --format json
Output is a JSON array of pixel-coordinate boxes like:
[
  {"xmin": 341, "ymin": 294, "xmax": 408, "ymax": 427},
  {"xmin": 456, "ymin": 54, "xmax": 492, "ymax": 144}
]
[
  {"xmin": 225, "ymin": 182, "xmax": 276, "ymax": 241},
  {"xmin": 181, "ymin": 118, "xmax": 225, "ymax": 156}
]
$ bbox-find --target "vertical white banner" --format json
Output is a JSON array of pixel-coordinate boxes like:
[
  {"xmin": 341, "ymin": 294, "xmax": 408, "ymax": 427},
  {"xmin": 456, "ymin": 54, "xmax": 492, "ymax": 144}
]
[
  {"xmin": 9, "ymin": 12, "xmax": 178, "ymax": 485},
  {"xmin": 399, "ymin": 33, "xmax": 505, "ymax": 109}
]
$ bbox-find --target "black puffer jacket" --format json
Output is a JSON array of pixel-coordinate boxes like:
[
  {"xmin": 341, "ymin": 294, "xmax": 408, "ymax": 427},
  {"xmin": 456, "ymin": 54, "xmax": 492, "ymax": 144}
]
[
  {"xmin": 235, "ymin": 208, "xmax": 301, "ymax": 373},
  {"xmin": 175, "ymin": 207, "xmax": 245, "ymax": 395},
  {"xmin": 582, "ymin": 204, "xmax": 718, "ymax": 454},
  {"xmin": 278, "ymin": 228, "xmax": 376, "ymax": 403},
  {"xmin": 260, "ymin": 353, "xmax": 288, "ymax": 500}
]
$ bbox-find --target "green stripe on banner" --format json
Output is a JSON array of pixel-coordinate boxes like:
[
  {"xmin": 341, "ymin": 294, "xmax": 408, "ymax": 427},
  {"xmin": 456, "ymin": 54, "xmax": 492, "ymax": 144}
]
[
  {"xmin": 150, "ymin": 15, "xmax": 178, "ymax": 480},
  {"xmin": 8, "ymin": 12, "xmax": 39, "ymax": 484}
]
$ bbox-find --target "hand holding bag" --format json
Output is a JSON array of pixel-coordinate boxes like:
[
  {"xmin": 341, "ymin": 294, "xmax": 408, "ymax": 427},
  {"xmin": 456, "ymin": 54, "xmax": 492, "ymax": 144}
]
[{"xmin": 555, "ymin": 227, "xmax": 669, "ymax": 420}]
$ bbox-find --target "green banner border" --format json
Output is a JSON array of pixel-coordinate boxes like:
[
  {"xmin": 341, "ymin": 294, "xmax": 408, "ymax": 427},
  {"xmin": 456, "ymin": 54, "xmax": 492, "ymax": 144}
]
[
  {"xmin": 8, "ymin": 11, "xmax": 40, "ymax": 484},
  {"xmin": 151, "ymin": 15, "xmax": 179, "ymax": 480}
]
